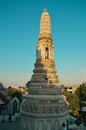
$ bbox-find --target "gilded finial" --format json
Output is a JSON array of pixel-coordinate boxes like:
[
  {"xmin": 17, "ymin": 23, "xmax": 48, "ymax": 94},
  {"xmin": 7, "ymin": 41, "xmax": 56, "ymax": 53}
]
[{"xmin": 44, "ymin": 4, "xmax": 47, "ymax": 12}]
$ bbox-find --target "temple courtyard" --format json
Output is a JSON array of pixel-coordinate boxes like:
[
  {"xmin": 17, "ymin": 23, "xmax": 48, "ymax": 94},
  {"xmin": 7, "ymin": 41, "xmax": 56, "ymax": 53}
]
[{"xmin": 0, "ymin": 119, "xmax": 20, "ymax": 130}]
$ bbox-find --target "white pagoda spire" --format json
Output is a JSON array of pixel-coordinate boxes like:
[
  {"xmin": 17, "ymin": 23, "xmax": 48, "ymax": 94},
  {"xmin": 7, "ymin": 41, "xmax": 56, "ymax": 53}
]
[
  {"xmin": 37, "ymin": 8, "xmax": 53, "ymax": 61},
  {"xmin": 40, "ymin": 8, "xmax": 51, "ymax": 35},
  {"xmin": 20, "ymin": 8, "xmax": 69, "ymax": 130}
]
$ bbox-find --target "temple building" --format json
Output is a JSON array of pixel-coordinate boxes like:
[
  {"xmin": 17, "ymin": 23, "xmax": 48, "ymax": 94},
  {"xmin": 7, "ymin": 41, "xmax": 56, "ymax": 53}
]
[
  {"xmin": 20, "ymin": 8, "xmax": 69, "ymax": 130},
  {"xmin": 0, "ymin": 83, "xmax": 10, "ymax": 115}
]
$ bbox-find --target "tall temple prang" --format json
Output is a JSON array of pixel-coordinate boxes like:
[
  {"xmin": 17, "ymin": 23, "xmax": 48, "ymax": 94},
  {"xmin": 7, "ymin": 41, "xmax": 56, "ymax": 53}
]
[{"xmin": 20, "ymin": 8, "xmax": 69, "ymax": 130}]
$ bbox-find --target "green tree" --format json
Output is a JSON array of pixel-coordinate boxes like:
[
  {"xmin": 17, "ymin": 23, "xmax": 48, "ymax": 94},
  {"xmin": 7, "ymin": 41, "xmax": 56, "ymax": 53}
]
[
  {"xmin": 11, "ymin": 91, "xmax": 22, "ymax": 101},
  {"xmin": 6, "ymin": 87, "xmax": 22, "ymax": 101},
  {"xmin": 75, "ymin": 82, "xmax": 86, "ymax": 101},
  {"xmin": 26, "ymin": 81, "xmax": 31, "ymax": 89},
  {"xmin": 6, "ymin": 86, "xmax": 16, "ymax": 96},
  {"xmin": 63, "ymin": 90, "xmax": 80, "ymax": 115}
]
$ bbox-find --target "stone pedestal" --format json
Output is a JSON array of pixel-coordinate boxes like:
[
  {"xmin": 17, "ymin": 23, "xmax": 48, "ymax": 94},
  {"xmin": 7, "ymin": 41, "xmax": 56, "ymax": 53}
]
[{"xmin": 20, "ymin": 92, "xmax": 69, "ymax": 130}]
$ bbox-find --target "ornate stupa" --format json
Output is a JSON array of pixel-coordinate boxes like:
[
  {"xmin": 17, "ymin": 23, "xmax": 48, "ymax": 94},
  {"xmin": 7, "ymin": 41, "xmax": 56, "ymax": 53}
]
[{"xmin": 20, "ymin": 8, "xmax": 69, "ymax": 130}]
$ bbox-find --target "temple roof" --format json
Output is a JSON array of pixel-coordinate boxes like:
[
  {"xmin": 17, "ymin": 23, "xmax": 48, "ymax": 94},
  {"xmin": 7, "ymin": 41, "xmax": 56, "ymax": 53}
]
[{"xmin": 0, "ymin": 83, "xmax": 10, "ymax": 102}]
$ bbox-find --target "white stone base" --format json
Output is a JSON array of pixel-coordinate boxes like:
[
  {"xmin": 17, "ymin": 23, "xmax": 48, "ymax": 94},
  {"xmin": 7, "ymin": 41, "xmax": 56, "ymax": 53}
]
[{"xmin": 20, "ymin": 112, "xmax": 69, "ymax": 130}]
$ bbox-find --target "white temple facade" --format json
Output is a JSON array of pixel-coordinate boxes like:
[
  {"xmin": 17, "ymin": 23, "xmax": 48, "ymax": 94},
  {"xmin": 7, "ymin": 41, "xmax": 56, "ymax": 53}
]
[{"xmin": 20, "ymin": 8, "xmax": 69, "ymax": 130}]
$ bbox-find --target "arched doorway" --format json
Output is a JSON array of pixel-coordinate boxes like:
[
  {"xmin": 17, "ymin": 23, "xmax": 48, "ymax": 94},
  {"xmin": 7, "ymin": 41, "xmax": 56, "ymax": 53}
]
[
  {"xmin": 45, "ymin": 47, "xmax": 49, "ymax": 59},
  {"xmin": 12, "ymin": 100, "xmax": 18, "ymax": 114},
  {"xmin": 11, "ymin": 97, "xmax": 19, "ymax": 114}
]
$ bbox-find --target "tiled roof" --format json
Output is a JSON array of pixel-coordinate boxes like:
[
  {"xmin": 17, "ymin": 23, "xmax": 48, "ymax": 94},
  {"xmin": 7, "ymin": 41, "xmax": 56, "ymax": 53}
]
[{"xmin": 0, "ymin": 83, "xmax": 10, "ymax": 100}]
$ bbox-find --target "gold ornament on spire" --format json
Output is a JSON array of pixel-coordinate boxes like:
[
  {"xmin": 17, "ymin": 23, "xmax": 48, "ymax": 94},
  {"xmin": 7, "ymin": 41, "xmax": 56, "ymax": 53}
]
[{"xmin": 44, "ymin": 4, "xmax": 47, "ymax": 12}]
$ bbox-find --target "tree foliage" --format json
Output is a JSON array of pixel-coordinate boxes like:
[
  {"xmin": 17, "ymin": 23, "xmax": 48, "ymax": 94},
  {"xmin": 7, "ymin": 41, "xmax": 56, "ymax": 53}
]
[
  {"xmin": 6, "ymin": 86, "xmax": 22, "ymax": 101},
  {"xmin": 11, "ymin": 91, "xmax": 22, "ymax": 100},
  {"xmin": 75, "ymin": 82, "xmax": 86, "ymax": 101},
  {"xmin": 63, "ymin": 90, "xmax": 80, "ymax": 115},
  {"xmin": 26, "ymin": 81, "xmax": 31, "ymax": 89}
]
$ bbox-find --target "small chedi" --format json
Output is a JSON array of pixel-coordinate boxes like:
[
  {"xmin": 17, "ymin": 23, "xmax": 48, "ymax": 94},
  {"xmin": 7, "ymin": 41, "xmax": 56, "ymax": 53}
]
[{"xmin": 20, "ymin": 8, "xmax": 69, "ymax": 130}]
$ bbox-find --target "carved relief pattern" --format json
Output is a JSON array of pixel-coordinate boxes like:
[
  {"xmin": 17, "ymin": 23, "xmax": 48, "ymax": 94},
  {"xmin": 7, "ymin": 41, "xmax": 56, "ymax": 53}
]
[{"xmin": 21, "ymin": 97, "xmax": 68, "ymax": 114}]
